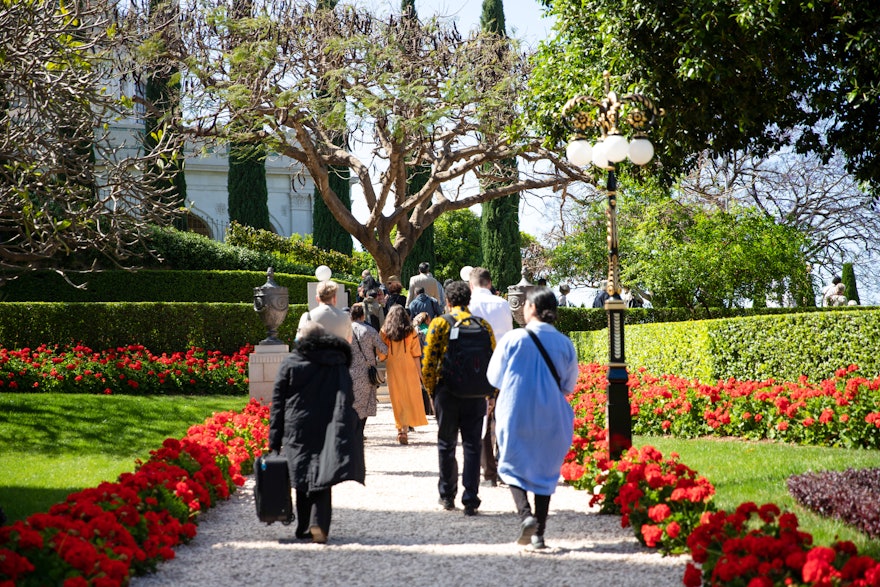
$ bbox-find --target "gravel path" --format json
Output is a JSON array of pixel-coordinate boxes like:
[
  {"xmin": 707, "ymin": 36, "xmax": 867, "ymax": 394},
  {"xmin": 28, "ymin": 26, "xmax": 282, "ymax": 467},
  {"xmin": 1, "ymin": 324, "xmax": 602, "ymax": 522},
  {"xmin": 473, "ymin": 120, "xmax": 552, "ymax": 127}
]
[{"xmin": 132, "ymin": 403, "xmax": 687, "ymax": 587}]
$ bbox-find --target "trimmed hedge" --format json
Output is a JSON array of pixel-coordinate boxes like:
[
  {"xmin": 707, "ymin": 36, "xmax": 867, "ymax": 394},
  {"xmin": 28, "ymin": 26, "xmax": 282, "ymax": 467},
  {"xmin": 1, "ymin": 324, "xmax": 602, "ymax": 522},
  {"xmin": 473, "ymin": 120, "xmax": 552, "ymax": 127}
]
[
  {"xmin": 0, "ymin": 270, "xmax": 357, "ymax": 304},
  {"xmin": 554, "ymin": 304, "xmax": 851, "ymax": 336},
  {"xmin": 572, "ymin": 308, "xmax": 880, "ymax": 382},
  {"xmin": 0, "ymin": 302, "xmax": 311, "ymax": 355}
]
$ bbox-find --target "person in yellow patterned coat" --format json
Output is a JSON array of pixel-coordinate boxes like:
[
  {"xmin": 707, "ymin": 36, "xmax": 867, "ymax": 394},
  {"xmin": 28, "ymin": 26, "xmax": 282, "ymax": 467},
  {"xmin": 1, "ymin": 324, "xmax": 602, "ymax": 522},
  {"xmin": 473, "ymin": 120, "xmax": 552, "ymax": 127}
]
[{"xmin": 421, "ymin": 280, "xmax": 496, "ymax": 516}]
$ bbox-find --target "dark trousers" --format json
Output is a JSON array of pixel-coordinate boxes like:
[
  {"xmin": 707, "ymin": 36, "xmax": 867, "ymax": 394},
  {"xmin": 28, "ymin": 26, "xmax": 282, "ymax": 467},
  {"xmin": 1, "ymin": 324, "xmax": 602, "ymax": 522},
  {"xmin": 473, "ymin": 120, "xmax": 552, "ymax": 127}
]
[
  {"xmin": 510, "ymin": 485, "xmax": 551, "ymax": 536},
  {"xmin": 433, "ymin": 389, "xmax": 486, "ymax": 509},
  {"xmin": 295, "ymin": 487, "xmax": 332, "ymax": 536},
  {"xmin": 480, "ymin": 399, "xmax": 498, "ymax": 481},
  {"xmin": 357, "ymin": 417, "xmax": 367, "ymax": 439}
]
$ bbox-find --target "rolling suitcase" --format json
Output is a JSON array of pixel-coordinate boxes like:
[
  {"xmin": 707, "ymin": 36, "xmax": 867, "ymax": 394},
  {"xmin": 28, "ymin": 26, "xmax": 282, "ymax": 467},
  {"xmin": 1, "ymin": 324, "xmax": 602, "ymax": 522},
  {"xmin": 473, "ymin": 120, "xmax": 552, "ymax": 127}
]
[{"xmin": 254, "ymin": 452, "xmax": 294, "ymax": 525}]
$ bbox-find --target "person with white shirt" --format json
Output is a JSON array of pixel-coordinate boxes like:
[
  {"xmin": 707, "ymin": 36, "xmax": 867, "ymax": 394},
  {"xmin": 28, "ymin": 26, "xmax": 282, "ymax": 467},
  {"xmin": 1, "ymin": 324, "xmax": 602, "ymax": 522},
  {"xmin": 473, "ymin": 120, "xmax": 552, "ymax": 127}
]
[
  {"xmin": 467, "ymin": 267, "xmax": 513, "ymax": 487},
  {"xmin": 296, "ymin": 281, "xmax": 353, "ymax": 343}
]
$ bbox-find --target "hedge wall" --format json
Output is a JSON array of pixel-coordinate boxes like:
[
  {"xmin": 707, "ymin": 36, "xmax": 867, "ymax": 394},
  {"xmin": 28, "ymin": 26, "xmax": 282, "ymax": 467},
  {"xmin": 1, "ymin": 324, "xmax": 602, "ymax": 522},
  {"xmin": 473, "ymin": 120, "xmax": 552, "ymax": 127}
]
[
  {"xmin": 572, "ymin": 309, "xmax": 880, "ymax": 382},
  {"xmin": 0, "ymin": 270, "xmax": 357, "ymax": 304},
  {"xmin": 0, "ymin": 302, "xmax": 311, "ymax": 355}
]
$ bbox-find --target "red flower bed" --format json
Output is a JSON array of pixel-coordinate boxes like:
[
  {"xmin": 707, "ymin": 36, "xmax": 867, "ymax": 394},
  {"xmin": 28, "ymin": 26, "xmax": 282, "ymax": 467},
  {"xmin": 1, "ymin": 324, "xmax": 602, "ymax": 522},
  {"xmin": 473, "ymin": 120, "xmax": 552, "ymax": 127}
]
[
  {"xmin": 0, "ymin": 344, "xmax": 252, "ymax": 395},
  {"xmin": 0, "ymin": 400, "xmax": 270, "ymax": 585},
  {"xmin": 564, "ymin": 363, "xmax": 880, "ymax": 586}
]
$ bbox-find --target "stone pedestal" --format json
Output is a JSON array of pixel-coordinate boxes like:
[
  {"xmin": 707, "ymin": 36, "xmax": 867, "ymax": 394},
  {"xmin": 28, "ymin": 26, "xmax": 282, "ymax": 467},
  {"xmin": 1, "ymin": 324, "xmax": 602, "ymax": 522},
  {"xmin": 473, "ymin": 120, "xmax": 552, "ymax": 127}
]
[{"xmin": 248, "ymin": 344, "xmax": 290, "ymax": 406}]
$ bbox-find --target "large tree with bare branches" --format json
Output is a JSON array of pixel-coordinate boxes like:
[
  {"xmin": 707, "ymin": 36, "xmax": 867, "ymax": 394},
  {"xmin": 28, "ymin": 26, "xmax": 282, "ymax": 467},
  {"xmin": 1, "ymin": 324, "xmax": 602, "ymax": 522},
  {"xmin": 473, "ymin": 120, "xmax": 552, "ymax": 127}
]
[
  {"xmin": 1, "ymin": 0, "xmax": 184, "ymax": 280},
  {"xmin": 174, "ymin": 3, "xmax": 583, "ymax": 281}
]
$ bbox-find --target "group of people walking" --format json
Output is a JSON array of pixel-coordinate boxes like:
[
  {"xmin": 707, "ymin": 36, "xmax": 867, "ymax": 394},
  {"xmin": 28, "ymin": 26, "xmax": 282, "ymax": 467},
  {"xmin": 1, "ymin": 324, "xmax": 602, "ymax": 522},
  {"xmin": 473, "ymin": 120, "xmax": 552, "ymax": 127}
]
[{"xmin": 267, "ymin": 264, "xmax": 578, "ymax": 551}]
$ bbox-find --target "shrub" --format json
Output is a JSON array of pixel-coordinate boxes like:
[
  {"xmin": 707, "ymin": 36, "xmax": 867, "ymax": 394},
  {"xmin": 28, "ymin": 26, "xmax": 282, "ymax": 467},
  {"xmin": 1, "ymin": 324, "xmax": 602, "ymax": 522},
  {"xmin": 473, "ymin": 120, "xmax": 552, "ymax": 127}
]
[
  {"xmin": 572, "ymin": 308, "xmax": 880, "ymax": 382},
  {"xmin": 0, "ymin": 302, "xmax": 309, "ymax": 354},
  {"xmin": 225, "ymin": 222, "xmax": 367, "ymax": 280},
  {"xmin": 0, "ymin": 270, "xmax": 329, "ymax": 303},
  {"xmin": 141, "ymin": 226, "xmax": 312, "ymax": 274}
]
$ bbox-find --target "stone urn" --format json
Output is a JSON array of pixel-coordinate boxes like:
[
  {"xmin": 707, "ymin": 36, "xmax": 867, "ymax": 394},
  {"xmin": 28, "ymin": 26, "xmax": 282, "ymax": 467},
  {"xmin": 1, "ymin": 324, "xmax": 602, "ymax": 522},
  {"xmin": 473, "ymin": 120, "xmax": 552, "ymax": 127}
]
[
  {"xmin": 507, "ymin": 270, "xmax": 535, "ymax": 327},
  {"xmin": 253, "ymin": 267, "xmax": 289, "ymax": 345}
]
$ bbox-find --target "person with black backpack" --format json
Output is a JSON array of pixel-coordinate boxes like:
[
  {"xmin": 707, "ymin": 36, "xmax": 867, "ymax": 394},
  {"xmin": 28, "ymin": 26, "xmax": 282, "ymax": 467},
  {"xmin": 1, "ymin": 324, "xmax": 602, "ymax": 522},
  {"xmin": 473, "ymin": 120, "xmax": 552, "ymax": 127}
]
[{"xmin": 421, "ymin": 280, "xmax": 496, "ymax": 517}]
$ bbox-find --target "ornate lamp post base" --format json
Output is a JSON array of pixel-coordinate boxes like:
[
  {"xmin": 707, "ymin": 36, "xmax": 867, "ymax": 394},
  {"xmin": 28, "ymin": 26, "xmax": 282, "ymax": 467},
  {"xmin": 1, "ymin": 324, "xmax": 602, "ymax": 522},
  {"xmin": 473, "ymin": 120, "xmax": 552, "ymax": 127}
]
[{"xmin": 605, "ymin": 298, "xmax": 631, "ymax": 459}]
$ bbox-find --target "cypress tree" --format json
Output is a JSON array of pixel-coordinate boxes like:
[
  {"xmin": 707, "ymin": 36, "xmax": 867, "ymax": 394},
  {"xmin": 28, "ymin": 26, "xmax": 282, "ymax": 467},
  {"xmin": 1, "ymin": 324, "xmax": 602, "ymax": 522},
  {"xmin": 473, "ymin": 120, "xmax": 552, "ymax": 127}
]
[
  {"xmin": 145, "ymin": 0, "xmax": 187, "ymax": 231},
  {"xmin": 479, "ymin": 0, "xmax": 521, "ymax": 291},
  {"xmin": 227, "ymin": 0, "xmax": 270, "ymax": 231},
  {"xmin": 399, "ymin": 0, "xmax": 436, "ymax": 280},
  {"xmin": 841, "ymin": 262, "xmax": 860, "ymax": 304},
  {"xmin": 312, "ymin": 0, "xmax": 353, "ymax": 255},
  {"xmin": 228, "ymin": 142, "xmax": 271, "ymax": 230}
]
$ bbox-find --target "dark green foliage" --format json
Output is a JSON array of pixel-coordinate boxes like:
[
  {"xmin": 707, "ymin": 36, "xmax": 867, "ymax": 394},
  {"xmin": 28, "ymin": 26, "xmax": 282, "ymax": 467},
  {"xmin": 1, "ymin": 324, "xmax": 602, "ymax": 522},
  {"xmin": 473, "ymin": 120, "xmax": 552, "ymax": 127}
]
[
  {"xmin": 225, "ymin": 222, "xmax": 361, "ymax": 278},
  {"xmin": 141, "ymin": 226, "xmax": 310, "ymax": 274},
  {"xmin": 432, "ymin": 209, "xmax": 483, "ymax": 282},
  {"xmin": 572, "ymin": 308, "xmax": 880, "ymax": 382},
  {"xmin": 481, "ymin": 193, "xmax": 521, "ymax": 291},
  {"xmin": 480, "ymin": 0, "xmax": 506, "ymax": 36},
  {"xmin": 842, "ymin": 262, "xmax": 861, "ymax": 305},
  {"xmin": 0, "ymin": 302, "xmax": 309, "ymax": 354},
  {"xmin": 144, "ymin": 0, "xmax": 187, "ymax": 229},
  {"xmin": 402, "ymin": 224, "xmax": 436, "ymax": 284},
  {"xmin": 0, "ymin": 270, "xmax": 326, "ymax": 303},
  {"xmin": 228, "ymin": 143, "xmax": 270, "ymax": 230},
  {"xmin": 312, "ymin": 167, "xmax": 353, "ymax": 255},
  {"xmin": 401, "ymin": 164, "xmax": 435, "ymax": 281}
]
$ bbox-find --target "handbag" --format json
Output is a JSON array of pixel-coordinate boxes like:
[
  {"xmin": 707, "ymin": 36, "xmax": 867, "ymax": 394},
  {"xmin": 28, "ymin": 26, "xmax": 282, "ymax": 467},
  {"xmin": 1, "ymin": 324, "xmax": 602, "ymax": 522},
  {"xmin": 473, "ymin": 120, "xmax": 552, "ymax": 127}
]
[{"xmin": 354, "ymin": 332, "xmax": 385, "ymax": 385}]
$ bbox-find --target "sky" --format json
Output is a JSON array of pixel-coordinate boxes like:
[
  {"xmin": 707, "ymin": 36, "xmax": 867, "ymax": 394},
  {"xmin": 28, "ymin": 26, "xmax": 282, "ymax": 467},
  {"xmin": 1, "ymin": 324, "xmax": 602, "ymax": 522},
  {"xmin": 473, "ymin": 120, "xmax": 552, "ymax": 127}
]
[{"xmin": 409, "ymin": 0, "xmax": 554, "ymax": 47}]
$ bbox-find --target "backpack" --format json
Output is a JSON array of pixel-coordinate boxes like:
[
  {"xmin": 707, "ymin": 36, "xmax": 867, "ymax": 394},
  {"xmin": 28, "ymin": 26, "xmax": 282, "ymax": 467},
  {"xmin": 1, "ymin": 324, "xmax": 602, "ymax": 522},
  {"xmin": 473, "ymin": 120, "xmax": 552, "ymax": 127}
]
[{"xmin": 438, "ymin": 314, "xmax": 495, "ymax": 398}]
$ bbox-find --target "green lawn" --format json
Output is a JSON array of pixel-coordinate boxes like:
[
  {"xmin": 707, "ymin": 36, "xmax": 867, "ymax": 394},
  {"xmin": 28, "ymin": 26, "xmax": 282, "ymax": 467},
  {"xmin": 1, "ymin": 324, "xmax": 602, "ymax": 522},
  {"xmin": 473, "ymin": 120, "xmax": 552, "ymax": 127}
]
[
  {"xmin": 637, "ymin": 434, "xmax": 880, "ymax": 558},
  {"xmin": 0, "ymin": 393, "xmax": 248, "ymax": 523}
]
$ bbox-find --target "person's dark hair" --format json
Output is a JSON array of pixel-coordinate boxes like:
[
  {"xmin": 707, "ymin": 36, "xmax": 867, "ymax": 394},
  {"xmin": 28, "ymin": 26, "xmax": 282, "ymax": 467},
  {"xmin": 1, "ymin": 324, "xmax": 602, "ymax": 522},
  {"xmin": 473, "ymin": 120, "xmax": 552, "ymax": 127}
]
[
  {"xmin": 419, "ymin": 262, "xmax": 430, "ymax": 274},
  {"xmin": 832, "ymin": 275, "xmax": 842, "ymax": 285},
  {"xmin": 445, "ymin": 280, "xmax": 471, "ymax": 308},
  {"xmin": 414, "ymin": 286, "xmax": 425, "ymax": 296},
  {"xmin": 443, "ymin": 278, "xmax": 454, "ymax": 288},
  {"xmin": 381, "ymin": 304, "xmax": 414, "ymax": 341},
  {"xmin": 527, "ymin": 286, "xmax": 558, "ymax": 324},
  {"xmin": 350, "ymin": 302, "xmax": 365, "ymax": 321},
  {"xmin": 366, "ymin": 288, "xmax": 379, "ymax": 299},
  {"xmin": 387, "ymin": 281, "xmax": 403, "ymax": 294}
]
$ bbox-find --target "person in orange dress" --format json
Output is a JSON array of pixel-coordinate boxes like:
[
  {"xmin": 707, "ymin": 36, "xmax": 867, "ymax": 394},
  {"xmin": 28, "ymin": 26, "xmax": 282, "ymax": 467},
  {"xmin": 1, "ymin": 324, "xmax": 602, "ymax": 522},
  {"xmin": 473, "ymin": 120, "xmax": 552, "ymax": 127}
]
[{"xmin": 379, "ymin": 305, "xmax": 429, "ymax": 444}]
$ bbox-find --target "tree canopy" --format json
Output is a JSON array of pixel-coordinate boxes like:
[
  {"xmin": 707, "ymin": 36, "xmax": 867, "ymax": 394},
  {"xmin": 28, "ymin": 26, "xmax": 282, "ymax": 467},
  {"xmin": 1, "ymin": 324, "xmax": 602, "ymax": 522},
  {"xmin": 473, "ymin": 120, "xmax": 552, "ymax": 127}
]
[
  {"xmin": 530, "ymin": 0, "xmax": 880, "ymax": 199},
  {"xmin": 549, "ymin": 187, "xmax": 813, "ymax": 309},
  {"xmin": 172, "ymin": 4, "xmax": 585, "ymax": 280}
]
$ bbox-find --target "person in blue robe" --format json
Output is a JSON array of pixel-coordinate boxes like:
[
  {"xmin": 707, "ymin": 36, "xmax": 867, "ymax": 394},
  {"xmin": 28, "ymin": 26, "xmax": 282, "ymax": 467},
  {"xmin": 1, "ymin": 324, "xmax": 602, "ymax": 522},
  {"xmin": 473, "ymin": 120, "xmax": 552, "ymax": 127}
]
[{"xmin": 486, "ymin": 287, "xmax": 577, "ymax": 550}]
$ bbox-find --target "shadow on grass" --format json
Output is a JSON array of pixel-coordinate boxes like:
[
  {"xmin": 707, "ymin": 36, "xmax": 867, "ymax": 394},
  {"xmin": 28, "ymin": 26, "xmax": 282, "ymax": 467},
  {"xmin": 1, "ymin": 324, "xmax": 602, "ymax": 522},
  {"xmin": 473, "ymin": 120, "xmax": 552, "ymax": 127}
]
[{"xmin": 0, "ymin": 486, "xmax": 80, "ymax": 524}]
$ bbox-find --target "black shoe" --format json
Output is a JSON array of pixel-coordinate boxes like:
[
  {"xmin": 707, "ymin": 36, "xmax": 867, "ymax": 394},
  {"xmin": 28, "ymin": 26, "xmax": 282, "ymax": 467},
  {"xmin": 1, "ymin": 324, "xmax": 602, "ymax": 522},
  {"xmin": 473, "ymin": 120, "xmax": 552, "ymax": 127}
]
[
  {"xmin": 480, "ymin": 479, "xmax": 498, "ymax": 488},
  {"xmin": 464, "ymin": 506, "xmax": 478, "ymax": 517},
  {"xmin": 438, "ymin": 497, "xmax": 455, "ymax": 511},
  {"xmin": 517, "ymin": 516, "xmax": 538, "ymax": 545},
  {"xmin": 530, "ymin": 534, "xmax": 547, "ymax": 550}
]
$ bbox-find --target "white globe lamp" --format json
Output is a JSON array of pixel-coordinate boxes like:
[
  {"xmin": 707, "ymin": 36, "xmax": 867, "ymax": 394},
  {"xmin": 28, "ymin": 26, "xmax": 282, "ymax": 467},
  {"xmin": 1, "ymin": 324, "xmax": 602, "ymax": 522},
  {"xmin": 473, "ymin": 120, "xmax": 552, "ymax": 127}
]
[
  {"xmin": 628, "ymin": 137, "xmax": 655, "ymax": 165},
  {"xmin": 566, "ymin": 139, "xmax": 593, "ymax": 168},
  {"xmin": 460, "ymin": 265, "xmax": 473, "ymax": 281},
  {"xmin": 591, "ymin": 140, "xmax": 610, "ymax": 169},
  {"xmin": 604, "ymin": 134, "xmax": 630, "ymax": 163},
  {"xmin": 315, "ymin": 265, "xmax": 332, "ymax": 282}
]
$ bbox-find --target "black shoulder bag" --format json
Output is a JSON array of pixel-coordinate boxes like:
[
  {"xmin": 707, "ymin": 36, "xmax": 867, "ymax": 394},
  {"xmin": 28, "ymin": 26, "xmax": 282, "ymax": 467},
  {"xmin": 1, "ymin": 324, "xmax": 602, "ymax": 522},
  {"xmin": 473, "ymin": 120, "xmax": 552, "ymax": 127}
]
[
  {"xmin": 354, "ymin": 331, "xmax": 384, "ymax": 386},
  {"xmin": 526, "ymin": 330, "xmax": 562, "ymax": 391}
]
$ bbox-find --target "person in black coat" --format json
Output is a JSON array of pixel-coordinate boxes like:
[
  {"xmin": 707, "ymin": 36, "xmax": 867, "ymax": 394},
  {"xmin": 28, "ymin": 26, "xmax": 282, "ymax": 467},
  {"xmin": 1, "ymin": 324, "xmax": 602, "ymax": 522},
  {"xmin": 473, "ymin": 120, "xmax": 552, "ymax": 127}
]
[{"xmin": 269, "ymin": 322, "xmax": 365, "ymax": 544}]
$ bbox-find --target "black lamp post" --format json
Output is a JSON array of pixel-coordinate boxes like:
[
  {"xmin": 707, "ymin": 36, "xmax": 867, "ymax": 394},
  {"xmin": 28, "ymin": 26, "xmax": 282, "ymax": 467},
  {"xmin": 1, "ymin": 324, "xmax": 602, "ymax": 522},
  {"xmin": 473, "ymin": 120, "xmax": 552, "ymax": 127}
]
[{"xmin": 561, "ymin": 71, "xmax": 663, "ymax": 460}]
